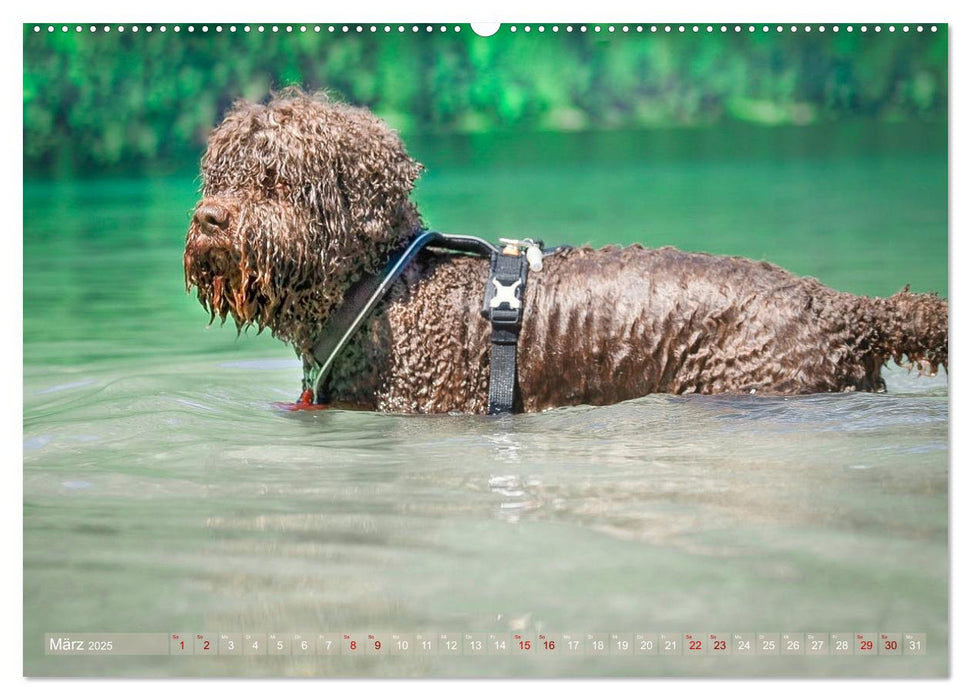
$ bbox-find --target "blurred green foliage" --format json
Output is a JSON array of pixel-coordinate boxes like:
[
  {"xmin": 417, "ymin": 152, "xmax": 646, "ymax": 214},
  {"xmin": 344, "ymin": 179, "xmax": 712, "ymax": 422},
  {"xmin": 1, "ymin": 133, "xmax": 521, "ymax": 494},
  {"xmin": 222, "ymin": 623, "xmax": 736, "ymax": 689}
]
[{"xmin": 23, "ymin": 24, "xmax": 947, "ymax": 176}]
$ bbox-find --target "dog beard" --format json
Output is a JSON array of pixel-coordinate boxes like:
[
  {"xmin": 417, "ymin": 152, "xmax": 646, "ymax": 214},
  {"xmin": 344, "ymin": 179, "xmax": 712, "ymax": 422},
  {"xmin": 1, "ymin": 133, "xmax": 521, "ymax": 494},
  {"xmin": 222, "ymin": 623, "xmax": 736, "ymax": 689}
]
[{"xmin": 183, "ymin": 205, "xmax": 328, "ymax": 346}]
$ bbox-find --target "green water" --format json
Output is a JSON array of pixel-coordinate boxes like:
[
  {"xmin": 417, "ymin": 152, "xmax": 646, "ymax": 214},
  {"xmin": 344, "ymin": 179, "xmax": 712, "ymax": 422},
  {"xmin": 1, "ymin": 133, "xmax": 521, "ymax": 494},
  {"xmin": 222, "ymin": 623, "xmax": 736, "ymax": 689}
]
[{"xmin": 23, "ymin": 122, "xmax": 948, "ymax": 677}]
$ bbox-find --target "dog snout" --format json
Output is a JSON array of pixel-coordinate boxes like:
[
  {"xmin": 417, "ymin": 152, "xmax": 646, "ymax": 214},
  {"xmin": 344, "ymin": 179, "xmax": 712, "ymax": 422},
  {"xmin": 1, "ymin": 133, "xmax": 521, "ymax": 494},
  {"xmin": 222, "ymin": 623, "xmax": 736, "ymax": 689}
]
[{"xmin": 193, "ymin": 201, "xmax": 231, "ymax": 236}]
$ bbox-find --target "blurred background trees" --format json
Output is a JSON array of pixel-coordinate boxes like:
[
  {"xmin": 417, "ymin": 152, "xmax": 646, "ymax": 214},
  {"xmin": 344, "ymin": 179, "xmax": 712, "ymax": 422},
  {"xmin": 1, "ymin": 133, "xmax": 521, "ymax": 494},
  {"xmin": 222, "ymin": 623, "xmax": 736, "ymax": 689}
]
[{"xmin": 23, "ymin": 24, "xmax": 947, "ymax": 177}]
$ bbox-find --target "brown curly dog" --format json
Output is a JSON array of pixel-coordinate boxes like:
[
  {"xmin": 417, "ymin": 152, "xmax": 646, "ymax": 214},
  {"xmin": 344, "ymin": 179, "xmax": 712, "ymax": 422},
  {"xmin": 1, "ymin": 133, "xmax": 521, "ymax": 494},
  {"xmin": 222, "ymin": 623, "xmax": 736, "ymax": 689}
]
[{"xmin": 184, "ymin": 90, "xmax": 948, "ymax": 414}]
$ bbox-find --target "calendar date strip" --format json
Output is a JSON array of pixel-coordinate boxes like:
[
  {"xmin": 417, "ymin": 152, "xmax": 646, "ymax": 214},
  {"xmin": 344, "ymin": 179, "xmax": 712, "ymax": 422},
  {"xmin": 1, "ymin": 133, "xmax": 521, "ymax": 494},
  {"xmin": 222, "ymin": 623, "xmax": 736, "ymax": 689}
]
[{"xmin": 44, "ymin": 632, "xmax": 927, "ymax": 657}]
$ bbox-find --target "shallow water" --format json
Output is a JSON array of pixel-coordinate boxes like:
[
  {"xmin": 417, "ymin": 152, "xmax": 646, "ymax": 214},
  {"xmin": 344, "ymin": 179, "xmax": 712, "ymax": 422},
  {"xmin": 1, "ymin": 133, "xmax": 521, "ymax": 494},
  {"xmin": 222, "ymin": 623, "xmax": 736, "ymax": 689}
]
[{"xmin": 23, "ymin": 123, "xmax": 948, "ymax": 677}]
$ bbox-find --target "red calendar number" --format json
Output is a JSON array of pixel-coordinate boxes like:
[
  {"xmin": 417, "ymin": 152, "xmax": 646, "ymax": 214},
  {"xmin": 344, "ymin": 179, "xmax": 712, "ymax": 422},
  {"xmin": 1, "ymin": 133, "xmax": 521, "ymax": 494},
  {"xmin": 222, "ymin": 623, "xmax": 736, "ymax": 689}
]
[
  {"xmin": 544, "ymin": 640, "xmax": 555, "ymax": 651},
  {"xmin": 860, "ymin": 640, "xmax": 873, "ymax": 651},
  {"xmin": 689, "ymin": 641, "xmax": 702, "ymax": 650},
  {"xmin": 713, "ymin": 641, "xmax": 726, "ymax": 650},
  {"xmin": 350, "ymin": 641, "xmax": 357, "ymax": 651},
  {"xmin": 884, "ymin": 640, "xmax": 897, "ymax": 650},
  {"xmin": 519, "ymin": 640, "xmax": 531, "ymax": 650}
]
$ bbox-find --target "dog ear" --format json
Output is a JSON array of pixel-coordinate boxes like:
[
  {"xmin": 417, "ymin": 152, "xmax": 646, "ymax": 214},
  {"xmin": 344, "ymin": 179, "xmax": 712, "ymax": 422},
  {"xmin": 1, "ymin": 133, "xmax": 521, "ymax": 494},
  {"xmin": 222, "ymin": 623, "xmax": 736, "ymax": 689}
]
[{"xmin": 332, "ymin": 108, "xmax": 423, "ymax": 244}]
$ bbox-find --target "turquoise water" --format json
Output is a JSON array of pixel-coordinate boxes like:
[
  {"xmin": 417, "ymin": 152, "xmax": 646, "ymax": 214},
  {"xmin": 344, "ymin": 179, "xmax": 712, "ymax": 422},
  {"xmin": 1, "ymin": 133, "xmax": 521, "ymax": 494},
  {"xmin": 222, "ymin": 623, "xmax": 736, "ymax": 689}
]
[{"xmin": 23, "ymin": 123, "xmax": 947, "ymax": 677}]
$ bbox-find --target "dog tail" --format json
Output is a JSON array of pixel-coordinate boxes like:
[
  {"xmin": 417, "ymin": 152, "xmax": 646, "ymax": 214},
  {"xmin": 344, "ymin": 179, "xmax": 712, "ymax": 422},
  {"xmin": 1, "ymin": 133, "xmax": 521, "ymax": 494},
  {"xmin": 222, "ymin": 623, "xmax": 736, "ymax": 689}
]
[{"xmin": 867, "ymin": 286, "xmax": 948, "ymax": 375}]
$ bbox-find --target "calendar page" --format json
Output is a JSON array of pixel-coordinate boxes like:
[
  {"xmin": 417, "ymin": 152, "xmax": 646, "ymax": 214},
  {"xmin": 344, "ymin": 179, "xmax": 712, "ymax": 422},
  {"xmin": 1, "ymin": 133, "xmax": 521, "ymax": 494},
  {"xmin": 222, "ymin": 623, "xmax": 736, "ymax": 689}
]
[{"xmin": 22, "ymin": 14, "xmax": 949, "ymax": 679}]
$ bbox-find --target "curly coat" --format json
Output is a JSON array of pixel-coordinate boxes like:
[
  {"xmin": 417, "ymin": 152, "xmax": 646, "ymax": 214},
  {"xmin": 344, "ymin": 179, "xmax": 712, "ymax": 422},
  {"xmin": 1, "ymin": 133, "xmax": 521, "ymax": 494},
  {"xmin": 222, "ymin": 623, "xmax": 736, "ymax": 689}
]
[{"xmin": 184, "ymin": 90, "xmax": 948, "ymax": 414}]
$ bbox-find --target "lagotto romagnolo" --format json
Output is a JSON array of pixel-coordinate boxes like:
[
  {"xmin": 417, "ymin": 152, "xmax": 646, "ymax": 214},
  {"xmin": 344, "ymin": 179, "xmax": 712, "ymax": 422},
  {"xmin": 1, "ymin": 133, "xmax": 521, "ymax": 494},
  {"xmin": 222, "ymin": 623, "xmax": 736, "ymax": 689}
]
[{"xmin": 184, "ymin": 89, "xmax": 948, "ymax": 414}]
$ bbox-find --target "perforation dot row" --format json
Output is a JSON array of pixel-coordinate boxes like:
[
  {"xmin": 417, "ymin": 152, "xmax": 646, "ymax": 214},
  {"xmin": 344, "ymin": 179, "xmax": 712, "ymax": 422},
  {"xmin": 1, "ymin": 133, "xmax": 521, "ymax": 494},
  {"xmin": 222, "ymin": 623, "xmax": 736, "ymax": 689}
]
[
  {"xmin": 32, "ymin": 25, "xmax": 464, "ymax": 33},
  {"xmin": 32, "ymin": 24, "xmax": 939, "ymax": 35}
]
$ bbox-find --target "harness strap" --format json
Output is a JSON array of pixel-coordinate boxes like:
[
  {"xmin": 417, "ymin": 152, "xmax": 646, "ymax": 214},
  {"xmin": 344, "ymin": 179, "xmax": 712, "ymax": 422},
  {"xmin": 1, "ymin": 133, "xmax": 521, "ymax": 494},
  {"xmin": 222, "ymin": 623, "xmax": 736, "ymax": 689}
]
[
  {"xmin": 308, "ymin": 230, "xmax": 498, "ymax": 403},
  {"xmin": 481, "ymin": 247, "xmax": 531, "ymax": 414}
]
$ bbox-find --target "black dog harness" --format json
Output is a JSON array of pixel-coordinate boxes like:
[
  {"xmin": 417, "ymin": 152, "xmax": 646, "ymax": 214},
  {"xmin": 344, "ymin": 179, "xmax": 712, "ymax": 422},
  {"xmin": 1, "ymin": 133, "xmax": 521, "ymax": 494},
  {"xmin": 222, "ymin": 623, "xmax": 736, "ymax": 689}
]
[{"xmin": 304, "ymin": 230, "xmax": 560, "ymax": 414}]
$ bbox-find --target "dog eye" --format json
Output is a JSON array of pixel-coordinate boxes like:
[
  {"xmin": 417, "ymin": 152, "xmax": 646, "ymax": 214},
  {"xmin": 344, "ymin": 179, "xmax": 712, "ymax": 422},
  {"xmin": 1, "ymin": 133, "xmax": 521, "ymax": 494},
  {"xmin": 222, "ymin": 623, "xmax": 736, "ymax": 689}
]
[
  {"xmin": 261, "ymin": 167, "xmax": 279, "ymax": 191},
  {"xmin": 260, "ymin": 172, "xmax": 291, "ymax": 199}
]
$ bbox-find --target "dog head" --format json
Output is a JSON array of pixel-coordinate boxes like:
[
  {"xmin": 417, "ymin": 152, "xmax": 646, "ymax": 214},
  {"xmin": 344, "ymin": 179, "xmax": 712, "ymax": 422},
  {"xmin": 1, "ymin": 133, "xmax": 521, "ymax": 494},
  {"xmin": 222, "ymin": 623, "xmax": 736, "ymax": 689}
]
[{"xmin": 184, "ymin": 88, "xmax": 423, "ymax": 352}]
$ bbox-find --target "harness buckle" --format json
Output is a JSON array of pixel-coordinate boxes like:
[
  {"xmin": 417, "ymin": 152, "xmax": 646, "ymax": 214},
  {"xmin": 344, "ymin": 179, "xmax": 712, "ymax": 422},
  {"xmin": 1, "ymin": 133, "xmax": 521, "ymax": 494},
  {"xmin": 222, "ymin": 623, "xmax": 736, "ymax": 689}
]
[
  {"xmin": 490, "ymin": 278, "xmax": 522, "ymax": 311},
  {"xmin": 482, "ymin": 248, "xmax": 530, "ymax": 326}
]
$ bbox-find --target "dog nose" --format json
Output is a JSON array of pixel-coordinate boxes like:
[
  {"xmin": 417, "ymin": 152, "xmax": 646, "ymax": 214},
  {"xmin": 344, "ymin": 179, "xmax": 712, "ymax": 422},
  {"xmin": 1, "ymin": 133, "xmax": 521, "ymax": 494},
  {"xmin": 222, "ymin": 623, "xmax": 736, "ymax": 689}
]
[{"xmin": 193, "ymin": 202, "xmax": 231, "ymax": 235}]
